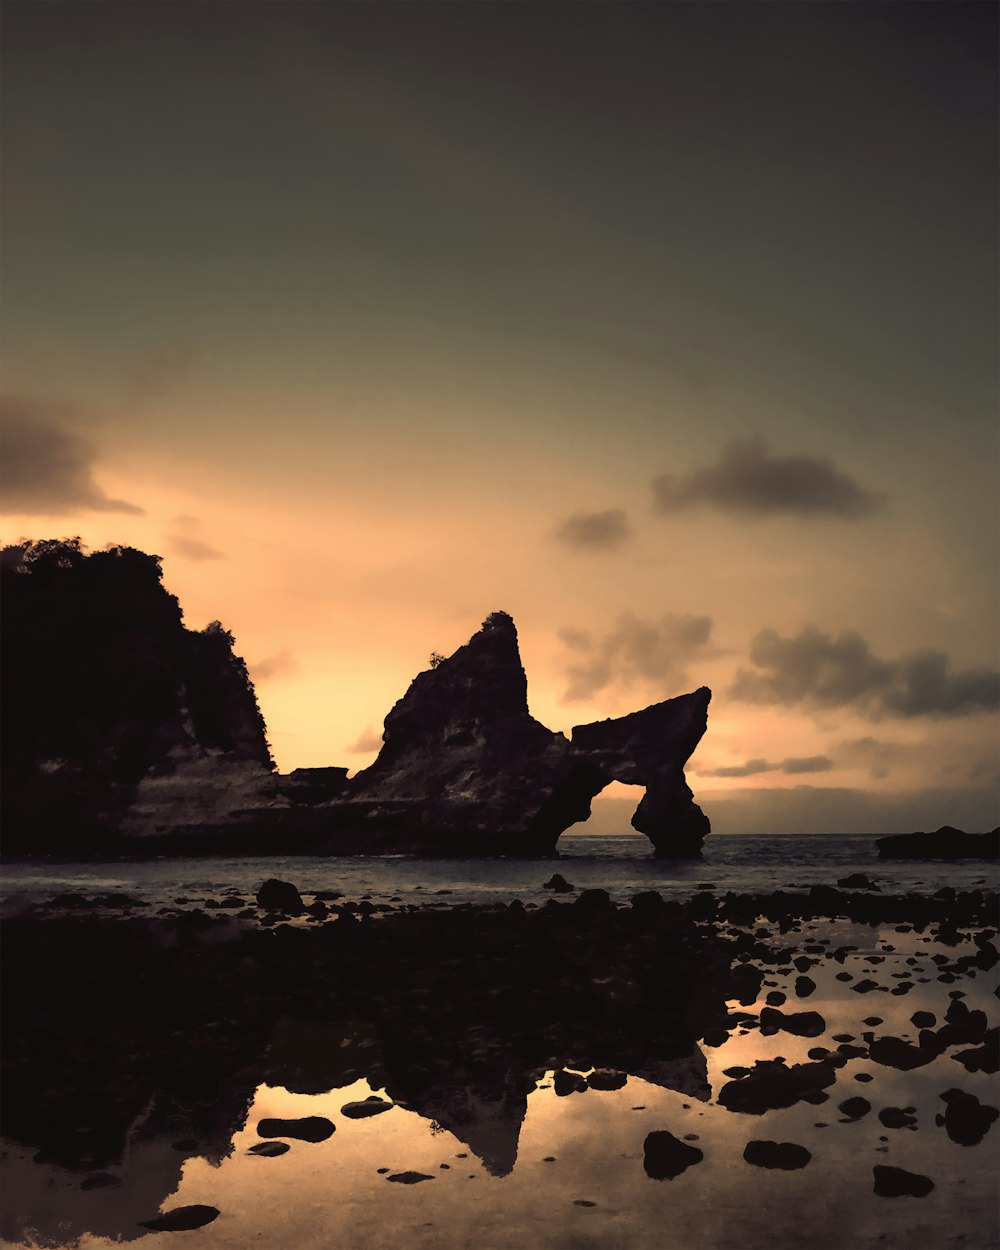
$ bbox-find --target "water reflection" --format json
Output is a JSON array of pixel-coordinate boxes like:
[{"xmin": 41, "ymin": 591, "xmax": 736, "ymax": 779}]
[{"xmin": 2, "ymin": 911, "xmax": 997, "ymax": 1249}]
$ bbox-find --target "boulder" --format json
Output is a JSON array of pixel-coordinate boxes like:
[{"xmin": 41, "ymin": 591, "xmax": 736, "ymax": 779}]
[
  {"xmin": 872, "ymin": 1166, "xmax": 934, "ymax": 1197},
  {"xmin": 643, "ymin": 1130, "xmax": 704, "ymax": 1180},
  {"xmin": 743, "ymin": 1140, "xmax": 811, "ymax": 1170},
  {"xmin": 256, "ymin": 879, "xmax": 304, "ymax": 914}
]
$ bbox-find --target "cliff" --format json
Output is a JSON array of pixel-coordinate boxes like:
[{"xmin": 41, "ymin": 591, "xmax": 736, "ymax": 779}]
[
  {"xmin": 1, "ymin": 540, "xmax": 275, "ymax": 853},
  {"xmin": 2, "ymin": 543, "xmax": 711, "ymax": 857},
  {"xmin": 346, "ymin": 611, "xmax": 711, "ymax": 855}
]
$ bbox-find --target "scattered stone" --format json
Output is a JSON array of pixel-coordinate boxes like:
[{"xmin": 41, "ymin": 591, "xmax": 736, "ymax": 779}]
[
  {"xmin": 743, "ymin": 1140, "xmax": 811, "ymax": 1170},
  {"xmin": 341, "ymin": 1097, "xmax": 394, "ymax": 1119},
  {"xmin": 138, "ymin": 1206, "xmax": 220, "ymax": 1232},
  {"xmin": 872, "ymin": 1166, "xmax": 934, "ymax": 1198},
  {"xmin": 940, "ymin": 1090, "xmax": 999, "ymax": 1146},
  {"xmin": 869, "ymin": 1036, "xmax": 938, "ymax": 1071},
  {"xmin": 387, "ymin": 1172, "xmax": 434, "ymax": 1184},
  {"xmin": 248, "ymin": 1141, "xmax": 289, "ymax": 1156},
  {"xmin": 878, "ymin": 1107, "xmax": 917, "ymax": 1129},
  {"xmin": 257, "ymin": 1116, "xmax": 334, "ymax": 1142},
  {"xmin": 795, "ymin": 976, "xmax": 816, "ymax": 998},
  {"xmin": 718, "ymin": 1058, "xmax": 836, "ymax": 1115},
  {"xmin": 554, "ymin": 1068, "xmax": 589, "ymax": 1096},
  {"xmin": 543, "ymin": 873, "xmax": 574, "ymax": 893},
  {"xmin": 643, "ymin": 1130, "xmax": 704, "ymax": 1180},
  {"xmin": 759, "ymin": 1007, "xmax": 825, "ymax": 1038},
  {"xmin": 839, "ymin": 1097, "xmax": 871, "ymax": 1119},
  {"xmin": 573, "ymin": 1200, "xmax": 597, "ymax": 1207},
  {"xmin": 911, "ymin": 1011, "xmax": 936, "ymax": 1029},
  {"xmin": 588, "ymin": 1069, "xmax": 627, "ymax": 1091},
  {"xmin": 255, "ymin": 879, "xmax": 303, "ymax": 914}
]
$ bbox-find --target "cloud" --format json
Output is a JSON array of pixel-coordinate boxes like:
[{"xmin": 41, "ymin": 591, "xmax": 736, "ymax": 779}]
[
  {"xmin": 250, "ymin": 650, "xmax": 297, "ymax": 681},
  {"xmin": 347, "ymin": 728, "xmax": 382, "ymax": 754},
  {"xmin": 167, "ymin": 534, "xmax": 225, "ymax": 562},
  {"xmin": 560, "ymin": 611, "xmax": 717, "ymax": 702},
  {"xmin": 698, "ymin": 755, "xmax": 833, "ymax": 778},
  {"xmin": 0, "ymin": 396, "xmax": 143, "ymax": 516},
  {"xmin": 652, "ymin": 438, "xmax": 879, "ymax": 519},
  {"xmin": 730, "ymin": 625, "xmax": 999, "ymax": 719},
  {"xmin": 781, "ymin": 755, "xmax": 834, "ymax": 774},
  {"xmin": 554, "ymin": 508, "xmax": 630, "ymax": 550}
]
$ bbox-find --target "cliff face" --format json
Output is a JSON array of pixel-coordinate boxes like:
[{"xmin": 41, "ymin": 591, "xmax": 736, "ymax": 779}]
[
  {"xmin": 1, "ymin": 540, "xmax": 274, "ymax": 852},
  {"xmin": 347, "ymin": 612, "xmax": 606, "ymax": 853},
  {"xmin": 2, "ymin": 542, "xmax": 712, "ymax": 857},
  {"xmin": 344, "ymin": 612, "xmax": 711, "ymax": 856}
]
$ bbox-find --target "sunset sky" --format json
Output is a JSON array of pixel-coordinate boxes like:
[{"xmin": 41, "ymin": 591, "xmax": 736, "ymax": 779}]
[{"xmin": 2, "ymin": 1, "xmax": 997, "ymax": 834}]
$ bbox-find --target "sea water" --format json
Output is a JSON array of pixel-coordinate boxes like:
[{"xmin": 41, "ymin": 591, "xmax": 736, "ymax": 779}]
[{"xmin": 1, "ymin": 834, "xmax": 995, "ymax": 915}]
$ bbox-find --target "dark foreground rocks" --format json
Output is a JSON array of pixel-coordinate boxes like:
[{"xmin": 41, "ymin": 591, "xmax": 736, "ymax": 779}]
[
  {"xmin": 718, "ymin": 1059, "xmax": 836, "ymax": 1114},
  {"xmin": 872, "ymin": 1166, "xmax": 934, "ymax": 1197},
  {"xmin": 940, "ymin": 1089, "xmax": 999, "ymax": 1146},
  {"xmin": 256, "ymin": 879, "xmax": 304, "ymax": 914},
  {"xmin": 743, "ymin": 1140, "xmax": 811, "ymax": 1170},
  {"xmin": 256, "ymin": 1116, "xmax": 334, "ymax": 1142},
  {"xmin": 341, "ymin": 1097, "xmax": 394, "ymax": 1119},
  {"xmin": 643, "ymin": 1131, "xmax": 704, "ymax": 1180},
  {"xmin": 138, "ymin": 1205, "xmax": 220, "ymax": 1231}
]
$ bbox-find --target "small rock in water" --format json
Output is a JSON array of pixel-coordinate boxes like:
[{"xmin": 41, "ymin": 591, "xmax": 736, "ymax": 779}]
[
  {"xmin": 588, "ymin": 1069, "xmax": 627, "ymax": 1091},
  {"xmin": 257, "ymin": 1116, "xmax": 334, "ymax": 1142},
  {"xmin": 873, "ymin": 1166, "xmax": 934, "ymax": 1198},
  {"xmin": 941, "ymin": 1090, "xmax": 999, "ymax": 1146},
  {"xmin": 248, "ymin": 1141, "xmax": 290, "ymax": 1157},
  {"xmin": 878, "ymin": 1107, "xmax": 917, "ymax": 1129},
  {"xmin": 643, "ymin": 1131, "xmax": 704, "ymax": 1180},
  {"xmin": 573, "ymin": 1200, "xmax": 597, "ymax": 1207},
  {"xmin": 387, "ymin": 1172, "xmax": 434, "ymax": 1184},
  {"xmin": 138, "ymin": 1206, "xmax": 220, "ymax": 1232},
  {"xmin": 554, "ymin": 1069, "xmax": 589, "ymax": 1096},
  {"xmin": 743, "ymin": 1140, "xmax": 811, "ymax": 1170},
  {"xmin": 839, "ymin": 1097, "xmax": 871, "ymax": 1119},
  {"xmin": 341, "ymin": 1097, "xmax": 394, "ymax": 1119},
  {"xmin": 255, "ymin": 879, "xmax": 303, "ymax": 914},
  {"xmin": 543, "ymin": 873, "xmax": 574, "ymax": 893}
]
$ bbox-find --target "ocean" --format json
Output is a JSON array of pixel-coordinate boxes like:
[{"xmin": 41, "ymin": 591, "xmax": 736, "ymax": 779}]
[{"xmin": 2, "ymin": 833, "xmax": 995, "ymax": 915}]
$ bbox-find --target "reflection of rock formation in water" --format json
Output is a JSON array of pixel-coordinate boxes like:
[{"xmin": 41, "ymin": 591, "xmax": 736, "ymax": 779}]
[
  {"xmin": 2, "ymin": 544, "xmax": 711, "ymax": 857},
  {"xmin": 1, "ymin": 904, "xmax": 756, "ymax": 1238}
]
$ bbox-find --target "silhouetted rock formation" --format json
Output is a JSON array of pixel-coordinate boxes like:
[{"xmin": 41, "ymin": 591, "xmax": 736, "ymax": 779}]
[
  {"xmin": 2, "ymin": 546, "xmax": 711, "ymax": 857},
  {"xmin": 1, "ymin": 540, "xmax": 274, "ymax": 854},
  {"xmin": 876, "ymin": 826, "xmax": 999, "ymax": 860},
  {"xmin": 343, "ymin": 611, "xmax": 711, "ymax": 855}
]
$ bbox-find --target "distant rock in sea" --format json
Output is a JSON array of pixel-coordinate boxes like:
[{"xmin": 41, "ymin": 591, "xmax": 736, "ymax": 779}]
[
  {"xmin": 2, "ymin": 542, "xmax": 711, "ymax": 858},
  {"xmin": 876, "ymin": 826, "xmax": 999, "ymax": 860}
]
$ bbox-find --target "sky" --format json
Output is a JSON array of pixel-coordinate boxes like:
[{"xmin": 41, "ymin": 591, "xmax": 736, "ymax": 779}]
[{"xmin": 2, "ymin": 1, "xmax": 997, "ymax": 834}]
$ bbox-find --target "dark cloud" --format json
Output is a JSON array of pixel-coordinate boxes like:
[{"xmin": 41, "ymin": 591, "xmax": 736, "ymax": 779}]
[
  {"xmin": 781, "ymin": 755, "xmax": 833, "ymax": 774},
  {"xmin": 730, "ymin": 626, "xmax": 999, "ymax": 719},
  {"xmin": 167, "ymin": 534, "xmax": 225, "ymax": 562},
  {"xmin": 699, "ymin": 755, "xmax": 832, "ymax": 778},
  {"xmin": 560, "ymin": 611, "xmax": 716, "ymax": 702},
  {"xmin": 554, "ymin": 508, "xmax": 630, "ymax": 550},
  {"xmin": 652, "ymin": 438, "xmax": 879, "ymax": 519},
  {"xmin": 347, "ymin": 728, "xmax": 382, "ymax": 754},
  {"xmin": 0, "ymin": 396, "xmax": 143, "ymax": 516},
  {"xmin": 250, "ymin": 651, "xmax": 297, "ymax": 681}
]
